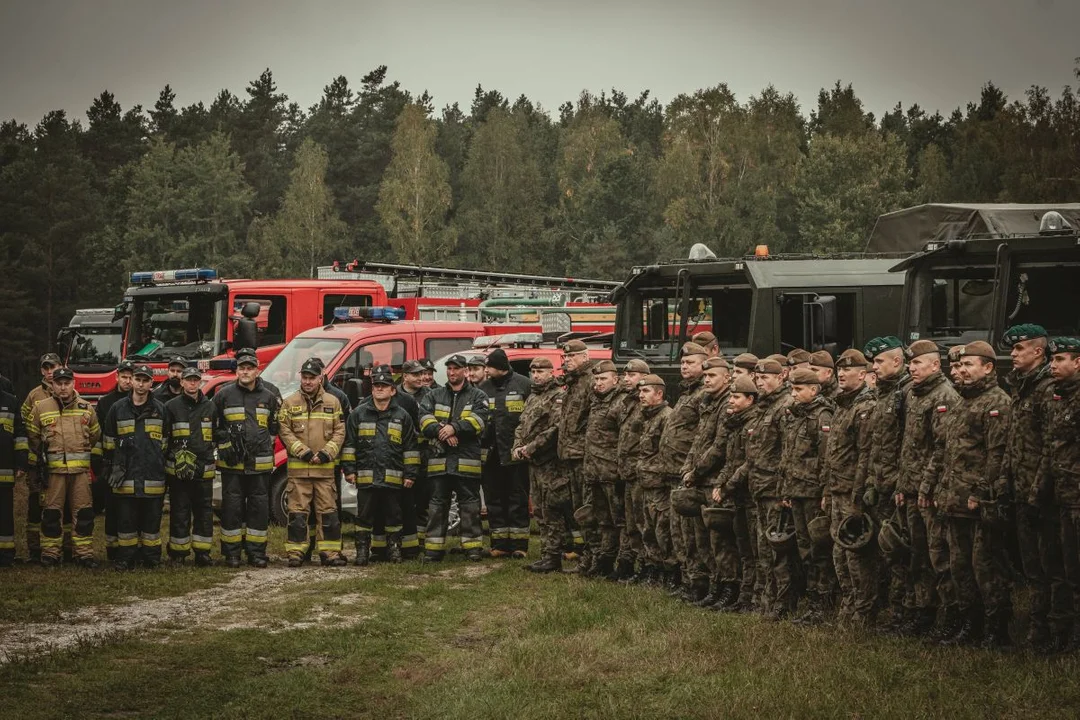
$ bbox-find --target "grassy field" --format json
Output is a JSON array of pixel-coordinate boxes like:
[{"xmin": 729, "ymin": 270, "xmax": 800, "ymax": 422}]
[{"xmin": 4, "ymin": 486, "xmax": 1080, "ymax": 719}]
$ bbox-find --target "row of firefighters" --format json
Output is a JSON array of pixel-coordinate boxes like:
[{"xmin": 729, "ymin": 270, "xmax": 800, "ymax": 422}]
[{"xmin": 4, "ymin": 323, "xmax": 1080, "ymax": 655}]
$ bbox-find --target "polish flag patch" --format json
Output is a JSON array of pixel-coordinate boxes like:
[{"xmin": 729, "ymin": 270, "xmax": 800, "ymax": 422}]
[
  {"xmin": 821, "ymin": 425, "xmax": 831, "ymax": 432},
  {"xmin": 936, "ymin": 405, "xmax": 948, "ymax": 413},
  {"xmin": 1054, "ymin": 395, "xmax": 1062, "ymax": 401},
  {"xmin": 989, "ymin": 410, "xmax": 1000, "ymax": 417}
]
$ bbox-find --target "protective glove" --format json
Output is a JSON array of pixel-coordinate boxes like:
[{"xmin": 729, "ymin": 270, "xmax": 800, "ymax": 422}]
[
  {"xmin": 300, "ymin": 450, "xmax": 315, "ymax": 463},
  {"xmin": 315, "ymin": 451, "xmax": 332, "ymax": 465}
]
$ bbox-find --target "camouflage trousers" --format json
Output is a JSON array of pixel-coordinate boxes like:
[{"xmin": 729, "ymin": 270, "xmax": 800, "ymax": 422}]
[
  {"xmin": 947, "ymin": 514, "xmax": 1012, "ymax": 617},
  {"xmin": 1016, "ymin": 502, "xmax": 1068, "ymax": 633},
  {"xmin": 831, "ymin": 497, "xmax": 877, "ymax": 619},
  {"xmin": 707, "ymin": 501, "xmax": 757, "ymax": 599},
  {"xmin": 872, "ymin": 496, "xmax": 906, "ymax": 615},
  {"xmin": 903, "ymin": 500, "xmax": 956, "ymax": 611},
  {"xmin": 755, "ymin": 497, "xmax": 782, "ymax": 607},
  {"xmin": 616, "ymin": 480, "xmax": 644, "ymax": 566},
  {"xmin": 641, "ymin": 486, "xmax": 674, "ymax": 569},
  {"xmin": 786, "ymin": 497, "xmax": 830, "ymax": 597},
  {"xmin": 583, "ymin": 480, "xmax": 621, "ymax": 561},
  {"xmin": 1059, "ymin": 505, "xmax": 1080, "ymax": 626},
  {"xmin": 530, "ymin": 462, "xmax": 577, "ymax": 559}
]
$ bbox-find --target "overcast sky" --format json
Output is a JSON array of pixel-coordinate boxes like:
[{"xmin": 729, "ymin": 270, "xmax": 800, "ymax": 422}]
[{"xmin": 1, "ymin": 0, "xmax": 1078, "ymax": 127}]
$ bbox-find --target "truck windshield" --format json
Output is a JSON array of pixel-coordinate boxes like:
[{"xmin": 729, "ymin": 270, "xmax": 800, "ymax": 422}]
[
  {"xmin": 615, "ymin": 284, "xmax": 750, "ymax": 358},
  {"xmin": 908, "ymin": 263, "xmax": 995, "ymax": 343},
  {"xmin": 261, "ymin": 336, "xmax": 349, "ymax": 399},
  {"xmin": 67, "ymin": 327, "xmax": 123, "ymax": 368},
  {"xmin": 126, "ymin": 292, "xmax": 226, "ymax": 360}
]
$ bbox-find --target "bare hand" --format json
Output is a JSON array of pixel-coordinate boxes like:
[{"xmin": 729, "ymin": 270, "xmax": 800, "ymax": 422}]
[
  {"xmin": 711, "ymin": 488, "xmax": 722, "ymax": 503},
  {"xmin": 918, "ymin": 493, "xmax": 930, "ymax": 509},
  {"xmin": 781, "ymin": 498, "xmax": 791, "ymax": 508},
  {"xmin": 437, "ymin": 424, "xmax": 456, "ymax": 442},
  {"xmin": 404, "ymin": 479, "xmax": 414, "ymax": 489},
  {"xmin": 345, "ymin": 474, "xmax": 356, "ymax": 485},
  {"xmin": 682, "ymin": 472, "xmax": 694, "ymax": 488},
  {"xmin": 446, "ymin": 436, "xmax": 459, "ymax": 448},
  {"xmin": 894, "ymin": 492, "xmax": 905, "ymax": 508},
  {"xmin": 966, "ymin": 496, "xmax": 979, "ymax": 511},
  {"xmin": 820, "ymin": 497, "xmax": 827, "ymax": 512}
]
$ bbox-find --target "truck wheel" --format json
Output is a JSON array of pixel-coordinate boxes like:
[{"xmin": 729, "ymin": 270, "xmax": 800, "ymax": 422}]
[{"xmin": 270, "ymin": 468, "xmax": 289, "ymax": 526}]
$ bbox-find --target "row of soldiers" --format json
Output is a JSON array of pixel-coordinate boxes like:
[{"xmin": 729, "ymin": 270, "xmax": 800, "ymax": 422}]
[{"xmin": 512, "ymin": 326, "xmax": 1080, "ymax": 654}]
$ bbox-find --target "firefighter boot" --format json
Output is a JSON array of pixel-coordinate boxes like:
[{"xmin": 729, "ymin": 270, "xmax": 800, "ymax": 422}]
[
  {"xmin": 194, "ymin": 551, "xmax": 213, "ymax": 568},
  {"xmin": 387, "ymin": 534, "xmax": 403, "ymax": 564},
  {"xmin": 354, "ymin": 532, "xmax": 371, "ymax": 567}
]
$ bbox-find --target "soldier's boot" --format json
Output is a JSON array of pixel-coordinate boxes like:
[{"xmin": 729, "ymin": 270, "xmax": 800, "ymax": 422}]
[
  {"xmin": 664, "ymin": 567, "xmax": 683, "ymax": 594},
  {"xmin": 623, "ymin": 564, "xmax": 651, "ymax": 585},
  {"xmin": 877, "ymin": 607, "xmax": 909, "ymax": 635},
  {"xmin": 606, "ymin": 559, "xmax": 635, "ymax": 582},
  {"xmin": 354, "ymin": 532, "xmax": 371, "ymax": 567},
  {"xmin": 387, "ymin": 535, "xmax": 403, "ymax": 565},
  {"xmin": 708, "ymin": 583, "xmax": 740, "ymax": 612},
  {"xmin": 941, "ymin": 606, "xmax": 984, "ymax": 646},
  {"xmin": 899, "ymin": 606, "xmax": 937, "ymax": 637},
  {"xmin": 592, "ymin": 556, "xmax": 615, "ymax": 579},
  {"xmin": 980, "ymin": 612, "xmax": 1013, "ymax": 651},
  {"xmin": 793, "ymin": 594, "xmax": 825, "ymax": 626},
  {"xmin": 694, "ymin": 577, "xmax": 722, "ymax": 607},
  {"xmin": 928, "ymin": 606, "xmax": 962, "ymax": 642},
  {"xmin": 1026, "ymin": 619, "xmax": 1050, "ymax": 650},
  {"xmin": 1036, "ymin": 623, "xmax": 1071, "ymax": 656},
  {"xmin": 528, "ymin": 555, "xmax": 563, "ymax": 574},
  {"xmin": 679, "ymin": 579, "xmax": 709, "ymax": 604}
]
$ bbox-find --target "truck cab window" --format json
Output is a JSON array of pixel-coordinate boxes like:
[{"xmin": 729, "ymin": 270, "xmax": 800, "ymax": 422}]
[{"xmin": 234, "ymin": 296, "xmax": 288, "ymax": 347}]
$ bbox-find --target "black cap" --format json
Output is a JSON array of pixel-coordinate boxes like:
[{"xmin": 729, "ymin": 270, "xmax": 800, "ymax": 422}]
[
  {"xmin": 168, "ymin": 356, "xmax": 187, "ymax": 369},
  {"xmin": 300, "ymin": 359, "xmax": 322, "ymax": 376},
  {"xmin": 133, "ymin": 364, "xmax": 154, "ymax": 379},
  {"xmin": 40, "ymin": 353, "xmax": 61, "ymax": 367},
  {"xmin": 306, "ymin": 356, "xmax": 326, "ymax": 371},
  {"xmin": 370, "ymin": 364, "xmax": 395, "ymax": 386},
  {"xmin": 486, "ymin": 348, "xmax": 510, "ymax": 372},
  {"xmin": 52, "ymin": 367, "xmax": 74, "ymax": 382},
  {"xmin": 402, "ymin": 359, "xmax": 423, "ymax": 373},
  {"xmin": 445, "ymin": 354, "xmax": 467, "ymax": 368},
  {"xmin": 236, "ymin": 348, "xmax": 258, "ymax": 367},
  {"xmin": 181, "ymin": 366, "xmax": 202, "ymax": 380},
  {"xmin": 419, "ymin": 358, "xmax": 435, "ymax": 371},
  {"xmin": 117, "ymin": 360, "xmax": 135, "ymax": 374},
  {"xmin": 467, "ymin": 354, "xmax": 487, "ymax": 367}
]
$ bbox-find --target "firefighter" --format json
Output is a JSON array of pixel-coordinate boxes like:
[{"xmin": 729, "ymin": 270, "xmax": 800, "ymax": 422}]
[
  {"xmin": 27, "ymin": 367, "xmax": 101, "ymax": 568},
  {"xmin": 21, "ymin": 352, "xmax": 61, "ymax": 563},
  {"xmin": 466, "ymin": 355, "xmax": 487, "ymax": 386},
  {"xmin": 279, "ymin": 358, "xmax": 346, "ymax": 567},
  {"xmin": 479, "ymin": 349, "xmax": 532, "ymax": 558},
  {"xmin": 419, "ymin": 354, "xmax": 490, "ymax": 562},
  {"xmin": 300, "ymin": 356, "xmax": 351, "ymax": 564},
  {"xmin": 0, "ymin": 384, "xmax": 28, "ymax": 567},
  {"xmin": 152, "ymin": 357, "xmax": 186, "ymax": 403},
  {"xmin": 398, "ymin": 359, "xmax": 432, "ymax": 550},
  {"xmin": 213, "ymin": 348, "xmax": 281, "ymax": 568},
  {"xmin": 344, "ymin": 365, "xmax": 420, "ymax": 564},
  {"xmin": 102, "ymin": 365, "xmax": 169, "ymax": 570},
  {"xmin": 96, "ymin": 359, "xmax": 134, "ymax": 560},
  {"xmin": 163, "ymin": 366, "xmax": 217, "ymax": 566},
  {"xmin": 419, "ymin": 358, "xmax": 438, "ymax": 389}
]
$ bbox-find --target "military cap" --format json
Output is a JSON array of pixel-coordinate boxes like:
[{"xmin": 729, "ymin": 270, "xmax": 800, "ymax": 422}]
[
  {"xmin": 117, "ymin": 359, "xmax": 135, "ymax": 374},
  {"xmin": 946, "ymin": 345, "xmax": 965, "ymax": 362},
  {"xmin": 1049, "ymin": 337, "xmax": 1080, "ymax": 354},
  {"xmin": 1002, "ymin": 323, "xmax": 1047, "ymax": 347},
  {"xmin": 370, "ymin": 364, "xmax": 395, "ymax": 386},
  {"xmin": 300, "ymin": 358, "xmax": 322, "ymax": 376},
  {"xmin": 638, "ymin": 374, "xmax": 666, "ymax": 388},
  {"xmin": 681, "ymin": 342, "xmax": 708, "ymax": 357},
  {"xmin": 733, "ymin": 353, "xmax": 759, "ymax": 370},
  {"xmin": 906, "ymin": 339, "xmax": 940, "ymax": 359},
  {"xmin": 52, "ymin": 367, "xmax": 75, "ymax": 382},
  {"xmin": 958, "ymin": 340, "xmax": 996, "ymax": 360},
  {"xmin": 863, "ymin": 336, "xmax": 903, "ymax": 359},
  {"xmin": 624, "ymin": 358, "xmax": 650, "ymax": 374},
  {"xmin": 401, "ymin": 359, "xmax": 424, "ymax": 374},
  {"xmin": 789, "ymin": 367, "xmax": 821, "ymax": 385},
  {"xmin": 835, "ymin": 349, "xmax": 869, "ymax": 369},
  {"xmin": 592, "ymin": 360, "xmax": 618, "ymax": 375},
  {"xmin": 786, "ymin": 348, "xmax": 812, "ymax": 366},
  {"xmin": 167, "ymin": 356, "xmax": 187, "ymax": 369},
  {"xmin": 692, "ymin": 331, "xmax": 717, "ymax": 346},
  {"xmin": 702, "ymin": 357, "xmax": 729, "ymax": 371},
  {"xmin": 419, "ymin": 358, "xmax": 436, "ymax": 371},
  {"xmin": 809, "ymin": 351, "xmax": 834, "ymax": 369},
  {"xmin": 39, "ymin": 352, "xmax": 61, "ymax": 367},
  {"xmin": 132, "ymin": 364, "xmax": 154, "ymax": 379},
  {"xmin": 530, "ymin": 356, "xmax": 554, "ymax": 370},
  {"xmin": 755, "ymin": 359, "xmax": 784, "ymax": 375},
  {"xmin": 236, "ymin": 349, "xmax": 258, "ymax": 367},
  {"xmin": 445, "ymin": 354, "xmax": 468, "ymax": 368},
  {"xmin": 766, "ymin": 353, "xmax": 788, "ymax": 366},
  {"xmin": 466, "ymin": 354, "xmax": 487, "ymax": 367},
  {"xmin": 181, "ymin": 366, "xmax": 202, "ymax": 380},
  {"xmin": 731, "ymin": 375, "xmax": 759, "ymax": 395},
  {"xmin": 562, "ymin": 339, "xmax": 588, "ymax": 354}
]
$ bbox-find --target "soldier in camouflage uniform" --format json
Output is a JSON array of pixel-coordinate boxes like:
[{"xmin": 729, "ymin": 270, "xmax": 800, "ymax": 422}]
[
  {"xmin": 556, "ymin": 339, "xmax": 597, "ymax": 566},
  {"xmin": 1044, "ymin": 337, "xmax": 1080, "ymax": 652},
  {"xmin": 513, "ymin": 357, "xmax": 565, "ymax": 573},
  {"xmin": 614, "ymin": 359, "xmax": 651, "ymax": 582},
  {"xmin": 658, "ymin": 343, "xmax": 709, "ymax": 601},
  {"xmin": 636, "ymin": 375, "xmax": 673, "ymax": 584},
  {"xmin": 729, "ymin": 358, "xmax": 792, "ymax": 616},
  {"xmin": 947, "ymin": 346, "xmax": 964, "ymax": 387},
  {"xmin": 779, "ymin": 367, "xmax": 835, "ymax": 624},
  {"xmin": 862, "ymin": 336, "xmax": 912, "ymax": 630},
  {"xmin": 811, "ymin": 351, "xmax": 838, "ymax": 400},
  {"xmin": 822, "ymin": 349, "xmax": 876, "ymax": 625},
  {"xmin": 582, "ymin": 360, "xmax": 623, "ymax": 577},
  {"xmin": 897, "ymin": 340, "xmax": 959, "ymax": 637},
  {"xmin": 680, "ymin": 357, "xmax": 731, "ymax": 606},
  {"xmin": 938, "ymin": 340, "xmax": 1012, "ymax": 647},
  {"xmin": 999, "ymin": 324, "xmax": 1066, "ymax": 651}
]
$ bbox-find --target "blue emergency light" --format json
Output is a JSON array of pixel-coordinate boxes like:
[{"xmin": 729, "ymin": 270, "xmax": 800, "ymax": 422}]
[
  {"xmin": 130, "ymin": 268, "xmax": 218, "ymax": 285},
  {"xmin": 333, "ymin": 306, "xmax": 405, "ymax": 322}
]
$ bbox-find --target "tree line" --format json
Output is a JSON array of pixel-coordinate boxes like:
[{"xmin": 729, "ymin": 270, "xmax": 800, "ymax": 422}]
[{"xmin": 1, "ymin": 62, "xmax": 1079, "ymax": 384}]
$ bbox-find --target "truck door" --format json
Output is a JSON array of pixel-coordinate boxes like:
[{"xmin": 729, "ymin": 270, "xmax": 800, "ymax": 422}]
[{"xmin": 779, "ymin": 292, "xmax": 851, "ymax": 356}]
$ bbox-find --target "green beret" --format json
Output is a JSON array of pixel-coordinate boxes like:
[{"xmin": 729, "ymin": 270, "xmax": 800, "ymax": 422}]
[
  {"xmin": 1049, "ymin": 337, "xmax": 1080, "ymax": 354},
  {"xmin": 1002, "ymin": 323, "xmax": 1048, "ymax": 347},
  {"xmin": 863, "ymin": 336, "xmax": 903, "ymax": 359}
]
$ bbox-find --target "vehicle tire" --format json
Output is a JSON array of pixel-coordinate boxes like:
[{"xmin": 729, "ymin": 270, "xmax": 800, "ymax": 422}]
[{"xmin": 270, "ymin": 468, "xmax": 289, "ymax": 526}]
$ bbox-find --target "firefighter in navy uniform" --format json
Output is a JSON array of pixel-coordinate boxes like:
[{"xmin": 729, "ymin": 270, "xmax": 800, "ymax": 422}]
[
  {"xmin": 21, "ymin": 352, "xmax": 61, "ymax": 563},
  {"xmin": 398, "ymin": 359, "xmax": 431, "ymax": 555},
  {"xmin": 163, "ymin": 366, "xmax": 217, "ymax": 566},
  {"xmin": 152, "ymin": 357, "xmax": 186, "ymax": 404},
  {"xmin": 27, "ymin": 367, "xmax": 101, "ymax": 568},
  {"xmin": 102, "ymin": 365, "xmax": 169, "ymax": 570},
  {"xmin": 479, "ymin": 349, "xmax": 532, "ymax": 558},
  {"xmin": 279, "ymin": 359, "xmax": 347, "ymax": 567},
  {"xmin": 213, "ymin": 348, "xmax": 281, "ymax": 568},
  {"xmin": 96, "ymin": 359, "xmax": 133, "ymax": 560},
  {"xmin": 344, "ymin": 365, "xmax": 420, "ymax": 564},
  {"xmin": 0, "ymin": 386, "xmax": 28, "ymax": 567}
]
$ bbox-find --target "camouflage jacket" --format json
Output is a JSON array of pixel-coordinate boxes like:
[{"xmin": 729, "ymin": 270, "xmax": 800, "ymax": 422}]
[
  {"xmin": 616, "ymin": 388, "xmax": 645, "ymax": 482},
  {"xmin": 680, "ymin": 389, "xmax": 730, "ymax": 487},
  {"xmin": 941, "ymin": 374, "xmax": 1011, "ymax": 517},
  {"xmin": 900, "ymin": 372, "xmax": 957, "ymax": 498},
  {"xmin": 584, "ymin": 387, "xmax": 622, "ymax": 483},
  {"xmin": 718, "ymin": 404, "xmax": 758, "ymax": 504},
  {"xmin": 1002, "ymin": 364, "xmax": 1055, "ymax": 503},
  {"xmin": 1044, "ymin": 375, "xmax": 1080, "ymax": 508},
  {"xmin": 823, "ymin": 384, "xmax": 875, "ymax": 499},
  {"xmin": 730, "ymin": 385, "xmax": 792, "ymax": 499},
  {"xmin": 636, "ymin": 402, "xmax": 673, "ymax": 489},
  {"xmin": 512, "ymin": 379, "xmax": 562, "ymax": 467},
  {"xmin": 866, "ymin": 371, "xmax": 912, "ymax": 496},
  {"xmin": 779, "ymin": 395, "xmax": 834, "ymax": 498},
  {"xmin": 556, "ymin": 358, "xmax": 597, "ymax": 462},
  {"xmin": 656, "ymin": 376, "xmax": 706, "ymax": 477}
]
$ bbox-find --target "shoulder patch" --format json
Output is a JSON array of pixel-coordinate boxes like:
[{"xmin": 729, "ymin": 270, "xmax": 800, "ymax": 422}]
[
  {"xmin": 989, "ymin": 409, "xmax": 1000, "ymax": 417},
  {"xmin": 1054, "ymin": 395, "xmax": 1062, "ymax": 401},
  {"xmin": 936, "ymin": 405, "xmax": 947, "ymax": 413}
]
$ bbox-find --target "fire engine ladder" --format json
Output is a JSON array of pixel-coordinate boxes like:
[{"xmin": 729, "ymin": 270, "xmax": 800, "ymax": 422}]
[{"xmin": 331, "ymin": 260, "xmax": 621, "ymax": 294}]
